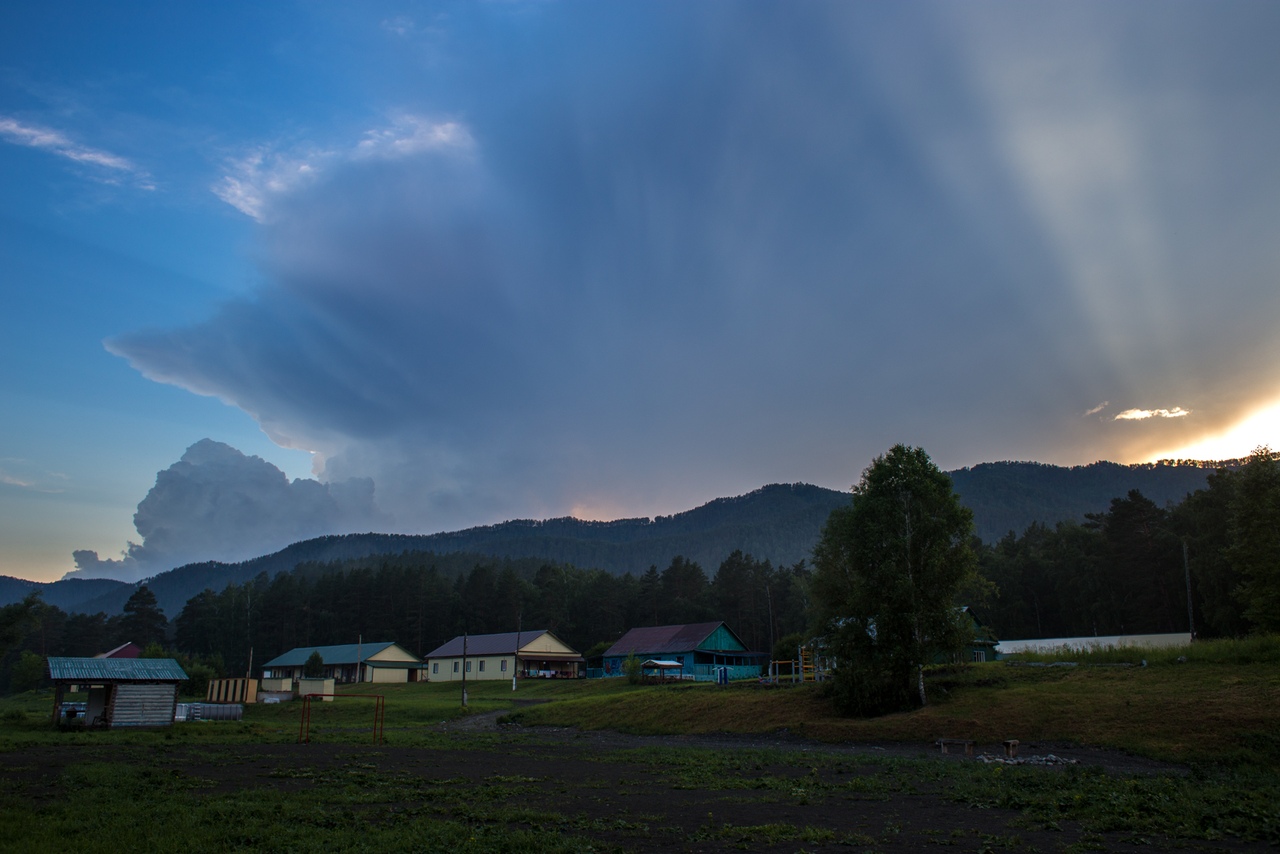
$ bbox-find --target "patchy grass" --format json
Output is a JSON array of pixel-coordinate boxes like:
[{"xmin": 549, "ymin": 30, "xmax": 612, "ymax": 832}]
[
  {"xmin": 608, "ymin": 744, "xmax": 1280, "ymax": 845},
  {"xmin": 507, "ymin": 657, "xmax": 1280, "ymax": 767},
  {"xmin": 0, "ymin": 752, "xmax": 610, "ymax": 854},
  {"xmin": 3, "ymin": 739, "xmax": 1278, "ymax": 851}
]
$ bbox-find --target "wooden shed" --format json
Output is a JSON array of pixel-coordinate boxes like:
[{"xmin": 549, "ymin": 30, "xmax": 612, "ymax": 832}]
[{"xmin": 47, "ymin": 657, "xmax": 188, "ymax": 728}]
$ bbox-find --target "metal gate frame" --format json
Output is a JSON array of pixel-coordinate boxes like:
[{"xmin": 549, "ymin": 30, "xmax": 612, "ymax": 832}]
[{"xmin": 297, "ymin": 693, "xmax": 385, "ymax": 744}]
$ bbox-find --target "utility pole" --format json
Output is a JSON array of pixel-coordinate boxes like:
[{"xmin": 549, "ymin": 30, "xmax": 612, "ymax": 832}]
[
  {"xmin": 461, "ymin": 629, "xmax": 468, "ymax": 707},
  {"xmin": 513, "ymin": 612, "xmax": 521, "ymax": 692}
]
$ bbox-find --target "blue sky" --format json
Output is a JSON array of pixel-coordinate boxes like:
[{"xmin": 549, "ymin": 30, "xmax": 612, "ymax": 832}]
[{"xmin": 3, "ymin": 2, "xmax": 1280, "ymax": 583}]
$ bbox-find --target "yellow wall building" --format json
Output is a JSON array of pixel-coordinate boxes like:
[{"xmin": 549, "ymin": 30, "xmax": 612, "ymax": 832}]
[{"xmin": 424, "ymin": 630, "xmax": 583, "ymax": 681}]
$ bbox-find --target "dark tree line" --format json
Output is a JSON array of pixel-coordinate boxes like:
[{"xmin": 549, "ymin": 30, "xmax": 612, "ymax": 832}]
[
  {"xmin": 168, "ymin": 550, "xmax": 813, "ymax": 676},
  {"xmin": 977, "ymin": 450, "xmax": 1280, "ymax": 640},
  {"xmin": 0, "ymin": 586, "xmax": 171, "ymax": 694}
]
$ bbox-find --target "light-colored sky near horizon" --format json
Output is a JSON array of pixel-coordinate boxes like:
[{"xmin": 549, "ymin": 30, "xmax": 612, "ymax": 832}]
[{"xmin": 3, "ymin": 2, "xmax": 1279, "ymax": 584}]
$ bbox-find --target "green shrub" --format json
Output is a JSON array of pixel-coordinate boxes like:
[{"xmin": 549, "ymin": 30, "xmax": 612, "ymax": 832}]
[
  {"xmin": 622, "ymin": 654, "xmax": 642, "ymax": 685},
  {"xmin": 9, "ymin": 651, "xmax": 45, "ymax": 693},
  {"xmin": 303, "ymin": 650, "xmax": 325, "ymax": 678},
  {"xmin": 182, "ymin": 662, "xmax": 218, "ymax": 699}
]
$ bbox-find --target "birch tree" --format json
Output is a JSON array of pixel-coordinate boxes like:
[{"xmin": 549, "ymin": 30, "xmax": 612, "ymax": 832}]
[{"xmin": 813, "ymin": 445, "xmax": 976, "ymax": 715}]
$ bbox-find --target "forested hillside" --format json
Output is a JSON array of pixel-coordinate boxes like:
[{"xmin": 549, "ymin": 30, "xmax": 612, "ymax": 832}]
[
  {"xmin": 950, "ymin": 460, "xmax": 1216, "ymax": 542},
  {"xmin": 2, "ymin": 460, "xmax": 1224, "ymax": 620},
  {"xmin": 5, "ymin": 454, "xmax": 1277, "ymax": 690},
  {"xmin": 46, "ymin": 483, "xmax": 851, "ymax": 618}
]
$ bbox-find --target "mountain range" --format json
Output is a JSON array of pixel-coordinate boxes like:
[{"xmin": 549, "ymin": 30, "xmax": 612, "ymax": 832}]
[{"xmin": 1, "ymin": 459, "xmax": 1220, "ymax": 619}]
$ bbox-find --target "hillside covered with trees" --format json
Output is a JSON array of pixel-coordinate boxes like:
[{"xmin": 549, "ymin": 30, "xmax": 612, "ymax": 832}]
[
  {"xmin": 2, "ymin": 451, "xmax": 1276, "ymax": 695},
  {"xmin": 1, "ymin": 460, "xmax": 1221, "ymax": 619}
]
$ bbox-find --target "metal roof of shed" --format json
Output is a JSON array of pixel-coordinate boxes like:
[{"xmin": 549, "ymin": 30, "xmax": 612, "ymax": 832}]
[{"xmin": 47, "ymin": 657, "xmax": 188, "ymax": 682}]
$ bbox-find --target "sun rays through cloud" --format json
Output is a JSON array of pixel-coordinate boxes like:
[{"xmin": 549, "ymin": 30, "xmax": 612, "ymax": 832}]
[{"xmin": 4, "ymin": 2, "xmax": 1280, "ymax": 581}]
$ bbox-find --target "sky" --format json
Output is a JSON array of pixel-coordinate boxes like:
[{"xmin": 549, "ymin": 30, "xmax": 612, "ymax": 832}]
[{"xmin": 3, "ymin": 2, "xmax": 1280, "ymax": 584}]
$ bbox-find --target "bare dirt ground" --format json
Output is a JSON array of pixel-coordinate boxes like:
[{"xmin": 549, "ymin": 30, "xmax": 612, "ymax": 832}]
[{"xmin": 2, "ymin": 723, "xmax": 1270, "ymax": 853}]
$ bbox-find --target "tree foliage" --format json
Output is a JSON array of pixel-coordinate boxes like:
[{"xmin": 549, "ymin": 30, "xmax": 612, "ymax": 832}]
[
  {"xmin": 9, "ymin": 651, "xmax": 46, "ymax": 693},
  {"xmin": 161, "ymin": 550, "xmax": 812, "ymax": 677},
  {"xmin": 303, "ymin": 650, "xmax": 325, "ymax": 678},
  {"xmin": 119, "ymin": 586, "xmax": 168, "ymax": 648},
  {"xmin": 813, "ymin": 445, "xmax": 976, "ymax": 716},
  {"xmin": 977, "ymin": 450, "xmax": 1279, "ymax": 641},
  {"xmin": 0, "ymin": 594, "xmax": 41, "ymax": 659},
  {"xmin": 1228, "ymin": 448, "xmax": 1280, "ymax": 632}
]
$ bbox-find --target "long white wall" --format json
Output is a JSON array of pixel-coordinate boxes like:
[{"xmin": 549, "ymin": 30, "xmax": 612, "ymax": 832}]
[{"xmin": 427, "ymin": 655, "xmax": 514, "ymax": 682}]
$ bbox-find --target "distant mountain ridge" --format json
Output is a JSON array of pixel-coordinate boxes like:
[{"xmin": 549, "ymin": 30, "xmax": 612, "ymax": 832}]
[{"xmin": 3, "ymin": 460, "xmax": 1220, "ymax": 618}]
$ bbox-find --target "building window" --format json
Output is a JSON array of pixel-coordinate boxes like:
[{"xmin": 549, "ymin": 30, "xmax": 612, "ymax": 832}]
[
  {"xmin": 465, "ymin": 660, "xmax": 472, "ymax": 672},
  {"xmin": 432, "ymin": 663, "xmax": 438, "ymax": 674},
  {"xmin": 972, "ymin": 650, "xmax": 986, "ymax": 663},
  {"xmin": 479, "ymin": 660, "xmax": 485, "ymax": 672},
  {"xmin": 453, "ymin": 661, "xmax": 459, "ymax": 673},
  {"xmin": 501, "ymin": 659, "xmax": 507, "ymax": 672}
]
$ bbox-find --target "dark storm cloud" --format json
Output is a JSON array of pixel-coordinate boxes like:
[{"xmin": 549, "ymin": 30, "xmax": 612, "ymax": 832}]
[
  {"xmin": 68, "ymin": 440, "xmax": 388, "ymax": 581},
  {"xmin": 109, "ymin": 3, "xmax": 1280, "ymax": 531}
]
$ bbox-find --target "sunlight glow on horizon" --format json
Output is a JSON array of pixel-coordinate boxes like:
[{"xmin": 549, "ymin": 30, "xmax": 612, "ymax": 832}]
[{"xmin": 1152, "ymin": 399, "xmax": 1280, "ymax": 462}]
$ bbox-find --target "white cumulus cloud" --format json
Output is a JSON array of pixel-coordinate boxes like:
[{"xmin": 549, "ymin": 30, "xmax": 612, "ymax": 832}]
[{"xmin": 66, "ymin": 439, "xmax": 390, "ymax": 582}]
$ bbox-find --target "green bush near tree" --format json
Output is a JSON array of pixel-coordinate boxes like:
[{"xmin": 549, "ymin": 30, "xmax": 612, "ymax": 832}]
[
  {"xmin": 303, "ymin": 650, "xmax": 325, "ymax": 678},
  {"xmin": 9, "ymin": 652, "xmax": 45, "ymax": 694}
]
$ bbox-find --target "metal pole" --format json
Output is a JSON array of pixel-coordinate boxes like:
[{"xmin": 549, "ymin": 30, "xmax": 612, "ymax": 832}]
[
  {"xmin": 513, "ymin": 613, "xmax": 521, "ymax": 692},
  {"xmin": 461, "ymin": 629, "xmax": 468, "ymax": 707},
  {"xmin": 1183, "ymin": 537, "xmax": 1195, "ymax": 640}
]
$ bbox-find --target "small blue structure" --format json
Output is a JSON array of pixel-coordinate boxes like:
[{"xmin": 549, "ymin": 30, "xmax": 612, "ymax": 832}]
[{"xmin": 601, "ymin": 622, "xmax": 765, "ymax": 681}]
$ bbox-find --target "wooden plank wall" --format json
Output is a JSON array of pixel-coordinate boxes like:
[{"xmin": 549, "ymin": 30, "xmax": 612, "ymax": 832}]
[{"xmin": 109, "ymin": 684, "xmax": 178, "ymax": 727}]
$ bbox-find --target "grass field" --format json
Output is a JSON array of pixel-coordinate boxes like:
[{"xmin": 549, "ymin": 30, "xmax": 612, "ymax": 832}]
[
  {"xmin": 505, "ymin": 652, "xmax": 1280, "ymax": 768},
  {"xmin": 1, "ymin": 639, "xmax": 1278, "ymax": 851},
  {"xmin": 3, "ymin": 639, "xmax": 1278, "ymax": 765}
]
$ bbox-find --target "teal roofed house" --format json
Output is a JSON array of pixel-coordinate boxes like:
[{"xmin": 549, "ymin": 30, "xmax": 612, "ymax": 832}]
[
  {"xmin": 601, "ymin": 622, "xmax": 765, "ymax": 681},
  {"xmin": 262, "ymin": 642, "xmax": 421, "ymax": 684}
]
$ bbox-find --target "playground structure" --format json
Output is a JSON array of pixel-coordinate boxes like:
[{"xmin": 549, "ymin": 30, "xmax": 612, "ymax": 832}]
[
  {"xmin": 764, "ymin": 646, "xmax": 828, "ymax": 684},
  {"xmin": 297, "ymin": 693, "xmax": 385, "ymax": 744}
]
